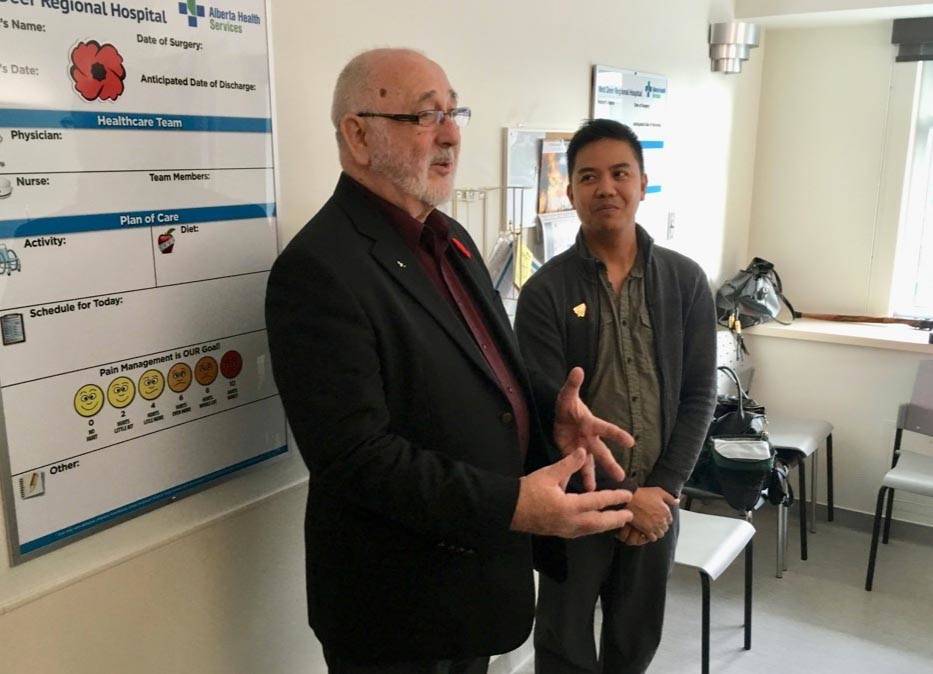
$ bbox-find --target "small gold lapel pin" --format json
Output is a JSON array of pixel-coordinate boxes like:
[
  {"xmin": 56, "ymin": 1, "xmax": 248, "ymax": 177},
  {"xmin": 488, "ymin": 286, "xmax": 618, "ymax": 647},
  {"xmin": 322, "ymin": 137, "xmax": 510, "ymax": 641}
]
[
  {"xmin": 396, "ymin": 260, "xmax": 407, "ymax": 269},
  {"xmin": 572, "ymin": 303, "xmax": 586, "ymax": 318}
]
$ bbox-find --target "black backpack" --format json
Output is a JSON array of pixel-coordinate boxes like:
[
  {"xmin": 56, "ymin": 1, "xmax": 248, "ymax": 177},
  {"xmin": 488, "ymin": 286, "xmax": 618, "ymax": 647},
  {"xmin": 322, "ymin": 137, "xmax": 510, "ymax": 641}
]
[{"xmin": 716, "ymin": 257, "xmax": 796, "ymax": 330}]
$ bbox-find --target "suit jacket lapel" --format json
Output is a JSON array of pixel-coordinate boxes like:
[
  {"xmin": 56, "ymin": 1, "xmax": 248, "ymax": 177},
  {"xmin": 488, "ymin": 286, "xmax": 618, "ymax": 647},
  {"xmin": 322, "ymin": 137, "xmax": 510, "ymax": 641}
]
[{"xmin": 333, "ymin": 176, "xmax": 497, "ymax": 384}]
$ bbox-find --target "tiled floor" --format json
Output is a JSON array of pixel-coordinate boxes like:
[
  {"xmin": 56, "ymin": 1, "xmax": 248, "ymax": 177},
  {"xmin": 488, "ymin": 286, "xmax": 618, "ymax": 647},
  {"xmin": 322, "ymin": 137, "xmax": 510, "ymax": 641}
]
[{"xmin": 513, "ymin": 502, "xmax": 933, "ymax": 673}]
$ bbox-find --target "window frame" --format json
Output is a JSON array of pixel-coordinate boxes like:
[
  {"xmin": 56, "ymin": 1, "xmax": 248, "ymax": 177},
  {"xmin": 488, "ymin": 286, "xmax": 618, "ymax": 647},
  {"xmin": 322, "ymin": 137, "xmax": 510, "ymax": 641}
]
[{"xmin": 890, "ymin": 61, "xmax": 933, "ymax": 319}]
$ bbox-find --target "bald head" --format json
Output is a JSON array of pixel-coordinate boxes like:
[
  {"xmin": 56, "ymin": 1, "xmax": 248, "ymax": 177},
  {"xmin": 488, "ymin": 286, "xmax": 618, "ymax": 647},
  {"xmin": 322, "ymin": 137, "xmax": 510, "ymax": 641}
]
[
  {"xmin": 331, "ymin": 48, "xmax": 456, "ymax": 144},
  {"xmin": 331, "ymin": 48, "xmax": 461, "ymax": 220},
  {"xmin": 331, "ymin": 48, "xmax": 398, "ymax": 133}
]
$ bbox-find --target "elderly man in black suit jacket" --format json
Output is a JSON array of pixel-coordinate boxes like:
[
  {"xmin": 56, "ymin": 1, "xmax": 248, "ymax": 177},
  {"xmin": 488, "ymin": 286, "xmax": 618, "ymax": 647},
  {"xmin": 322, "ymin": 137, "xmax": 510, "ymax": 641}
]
[{"xmin": 265, "ymin": 48, "xmax": 635, "ymax": 674}]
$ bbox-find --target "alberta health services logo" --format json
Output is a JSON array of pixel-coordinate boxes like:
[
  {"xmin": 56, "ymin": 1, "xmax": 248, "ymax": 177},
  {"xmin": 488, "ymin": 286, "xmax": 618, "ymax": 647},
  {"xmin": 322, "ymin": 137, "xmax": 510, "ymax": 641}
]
[
  {"xmin": 644, "ymin": 80, "xmax": 667, "ymax": 100},
  {"xmin": 177, "ymin": 0, "xmax": 204, "ymax": 27},
  {"xmin": 178, "ymin": 1, "xmax": 262, "ymax": 32}
]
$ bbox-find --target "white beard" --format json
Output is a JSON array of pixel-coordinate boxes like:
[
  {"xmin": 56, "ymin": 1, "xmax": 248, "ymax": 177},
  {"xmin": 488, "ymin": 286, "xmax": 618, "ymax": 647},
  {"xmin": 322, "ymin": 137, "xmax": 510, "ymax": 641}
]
[{"xmin": 369, "ymin": 130, "xmax": 456, "ymax": 207}]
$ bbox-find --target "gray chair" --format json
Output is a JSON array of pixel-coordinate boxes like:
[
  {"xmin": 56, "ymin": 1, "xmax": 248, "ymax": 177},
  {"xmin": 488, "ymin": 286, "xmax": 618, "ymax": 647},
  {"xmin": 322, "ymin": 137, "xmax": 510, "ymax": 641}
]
[
  {"xmin": 675, "ymin": 509, "xmax": 756, "ymax": 674},
  {"xmin": 768, "ymin": 416, "xmax": 834, "ymax": 561},
  {"xmin": 866, "ymin": 359, "xmax": 933, "ymax": 591}
]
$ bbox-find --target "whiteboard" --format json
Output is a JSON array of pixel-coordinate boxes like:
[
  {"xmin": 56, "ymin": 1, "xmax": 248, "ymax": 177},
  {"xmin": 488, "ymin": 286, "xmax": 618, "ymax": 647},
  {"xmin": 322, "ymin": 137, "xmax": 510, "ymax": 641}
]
[{"xmin": 0, "ymin": 0, "xmax": 287, "ymax": 563}]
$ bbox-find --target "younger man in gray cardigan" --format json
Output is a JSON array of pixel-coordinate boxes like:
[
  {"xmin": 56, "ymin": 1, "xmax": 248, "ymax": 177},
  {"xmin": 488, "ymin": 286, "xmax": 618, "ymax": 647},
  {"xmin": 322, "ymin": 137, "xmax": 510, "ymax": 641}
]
[{"xmin": 515, "ymin": 119, "xmax": 716, "ymax": 673}]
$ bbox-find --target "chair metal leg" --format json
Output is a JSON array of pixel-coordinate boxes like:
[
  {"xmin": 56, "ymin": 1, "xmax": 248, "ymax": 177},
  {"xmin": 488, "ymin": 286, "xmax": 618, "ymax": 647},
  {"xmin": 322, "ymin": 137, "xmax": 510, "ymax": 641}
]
[
  {"xmin": 866, "ymin": 486, "xmax": 888, "ymax": 591},
  {"xmin": 744, "ymin": 539, "xmax": 753, "ymax": 651},
  {"xmin": 826, "ymin": 434, "xmax": 834, "ymax": 521},
  {"xmin": 783, "ymin": 504, "xmax": 789, "ymax": 572},
  {"xmin": 882, "ymin": 489, "xmax": 895, "ymax": 544},
  {"xmin": 798, "ymin": 459, "xmax": 808, "ymax": 561},
  {"xmin": 892, "ymin": 428, "xmax": 903, "ymax": 467},
  {"xmin": 883, "ymin": 429, "xmax": 902, "ymax": 545},
  {"xmin": 776, "ymin": 503, "xmax": 785, "ymax": 578},
  {"xmin": 701, "ymin": 572, "xmax": 710, "ymax": 674},
  {"xmin": 810, "ymin": 450, "xmax": 818, "ymax": 534}
]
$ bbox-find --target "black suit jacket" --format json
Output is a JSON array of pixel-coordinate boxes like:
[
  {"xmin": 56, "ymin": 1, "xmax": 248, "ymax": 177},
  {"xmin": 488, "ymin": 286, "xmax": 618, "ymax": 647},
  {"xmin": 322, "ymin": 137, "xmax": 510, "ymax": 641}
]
[{"xmin": 265, "ymin": 174, "xmax": 553, "ymax": 663}]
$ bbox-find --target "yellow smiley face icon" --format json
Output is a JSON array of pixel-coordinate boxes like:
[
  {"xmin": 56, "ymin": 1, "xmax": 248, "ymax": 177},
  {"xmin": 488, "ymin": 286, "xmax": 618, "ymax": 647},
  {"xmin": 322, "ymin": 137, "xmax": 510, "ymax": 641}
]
[
  {"xmin": 74, "ymin": 384, "xmax": 104, "ymax": 417},
  {"xmin": 138, "ymin": 369, "xmax": 165, "ymax": 401},
  {"xmin": 168, "ymin": 362, "xmax": 192, "ymax": 393},
  {"xmin": 107, "ymin": 376, "xmax": 136, "ymax": 409}
]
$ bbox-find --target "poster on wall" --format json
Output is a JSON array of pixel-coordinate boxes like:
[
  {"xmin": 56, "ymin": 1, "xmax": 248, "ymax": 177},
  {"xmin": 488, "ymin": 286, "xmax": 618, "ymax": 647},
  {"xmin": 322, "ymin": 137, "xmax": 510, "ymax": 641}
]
[
  {"xmin": 536, "ymin": 139, "xmax": 578, "ymax": 262},
  {"xmin": 591, "ymin": 65, "xmax": 668, "ymax": 238},
  {"xmin": 537, "ymin": 139, "xmax": 573, "ymax": 214},
  {"xmin": 0, "ymin": 0, "xmax": 287, "ymax": 563}
]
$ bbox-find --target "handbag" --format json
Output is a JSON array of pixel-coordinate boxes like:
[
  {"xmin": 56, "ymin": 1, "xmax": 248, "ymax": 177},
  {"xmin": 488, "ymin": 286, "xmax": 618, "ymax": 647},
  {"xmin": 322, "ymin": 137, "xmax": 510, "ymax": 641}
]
[
  {"xmin": 687, "ymin": 366, "xmax": 775, "ymax": 511},
  {"xmin": 708, "ymin": 367, "xmax": 767, "ymax": 437},
  {"xmin": 716, "ymin": 257, "xmax": 796, "ymax": 330}
]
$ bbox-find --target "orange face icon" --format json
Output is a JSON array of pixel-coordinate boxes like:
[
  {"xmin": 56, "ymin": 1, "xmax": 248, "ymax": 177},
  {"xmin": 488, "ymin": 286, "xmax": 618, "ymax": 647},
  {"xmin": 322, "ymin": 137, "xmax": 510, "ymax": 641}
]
[
  {"xmin": 195, "ymin": 356, "xmax": 218, "ymax": 386},
  {"xmin": 167, "ymin": 362, "xmax": 192, "ymax": 393}
]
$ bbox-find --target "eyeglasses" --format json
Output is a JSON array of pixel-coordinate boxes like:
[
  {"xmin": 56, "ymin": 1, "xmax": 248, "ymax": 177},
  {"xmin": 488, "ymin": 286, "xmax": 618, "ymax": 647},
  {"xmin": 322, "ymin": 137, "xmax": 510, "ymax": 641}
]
[{"xmin": 356, "ymin": 107, "xmax": 471, "ymax": 128}]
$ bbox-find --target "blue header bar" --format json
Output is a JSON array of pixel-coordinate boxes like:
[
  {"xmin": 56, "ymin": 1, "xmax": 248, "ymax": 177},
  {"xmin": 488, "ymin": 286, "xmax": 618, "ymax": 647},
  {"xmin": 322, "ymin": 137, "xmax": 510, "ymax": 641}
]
[
  {"xmin": 0, "ymin": 203, "xmax": 276, "ymax": 238},
  {"xmin": 642, "ymin": 140, "xmax": 664, "ymax": 149},
  {"xmin": 0, "ymin": 108, "xmax": 272, "ymax": 133}
]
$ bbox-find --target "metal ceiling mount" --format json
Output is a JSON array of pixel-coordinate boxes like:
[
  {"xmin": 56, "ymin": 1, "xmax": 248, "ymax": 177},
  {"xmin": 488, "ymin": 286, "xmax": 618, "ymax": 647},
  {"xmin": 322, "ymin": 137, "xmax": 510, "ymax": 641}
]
[{"xmin": 709, "ymin": 22, "xmax": 761, "ymax": 74}]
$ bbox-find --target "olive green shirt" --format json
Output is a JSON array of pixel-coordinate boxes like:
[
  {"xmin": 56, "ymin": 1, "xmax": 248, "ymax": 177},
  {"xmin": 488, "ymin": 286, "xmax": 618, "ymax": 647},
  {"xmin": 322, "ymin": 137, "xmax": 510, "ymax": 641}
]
[{"xmin": 587, "ymin": 249, "xmax": 663, "ymax": 487}]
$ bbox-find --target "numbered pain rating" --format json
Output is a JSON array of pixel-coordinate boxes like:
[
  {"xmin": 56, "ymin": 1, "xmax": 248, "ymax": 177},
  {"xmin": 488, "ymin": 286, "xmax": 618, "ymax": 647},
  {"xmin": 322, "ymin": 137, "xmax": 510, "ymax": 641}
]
[{"xmin": 72, "ymin": 349, "xmax": 243, "ymax": 417}]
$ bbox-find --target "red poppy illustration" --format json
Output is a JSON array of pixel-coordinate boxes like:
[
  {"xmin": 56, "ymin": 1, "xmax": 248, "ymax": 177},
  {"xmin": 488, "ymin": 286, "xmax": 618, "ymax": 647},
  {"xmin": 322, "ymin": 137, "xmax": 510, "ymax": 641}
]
[{"xmin": 70, "ymin": 41, "xmax": 126, "ymax": 102}]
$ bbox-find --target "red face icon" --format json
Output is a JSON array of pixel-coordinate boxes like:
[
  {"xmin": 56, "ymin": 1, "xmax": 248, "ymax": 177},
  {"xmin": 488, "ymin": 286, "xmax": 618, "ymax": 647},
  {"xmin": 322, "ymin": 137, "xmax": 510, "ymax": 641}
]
[{"xmin": 220, "ymin": 350, "xmax": 243, "ymax": 379}]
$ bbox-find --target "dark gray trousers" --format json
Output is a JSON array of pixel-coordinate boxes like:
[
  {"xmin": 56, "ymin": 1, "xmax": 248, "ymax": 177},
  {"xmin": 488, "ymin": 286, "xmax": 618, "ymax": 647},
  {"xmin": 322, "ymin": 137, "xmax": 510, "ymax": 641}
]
[
  {"xmin": 534, "ymin": 510, "xmax": 679, "ymax": 674},
  {"xmin": 324, "ymin": 650, "xmax": 489, "ymax": 674}
]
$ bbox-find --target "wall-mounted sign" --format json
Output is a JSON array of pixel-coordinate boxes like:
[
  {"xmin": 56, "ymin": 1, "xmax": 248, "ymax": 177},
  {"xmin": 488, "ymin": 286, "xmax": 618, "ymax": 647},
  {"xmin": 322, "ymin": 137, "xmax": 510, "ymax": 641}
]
[
  {"xmin": 592, "ymin": 65, "xmax": 669, "ymax": 238},
  {"xmin": 0, "ymin": 0, "xmax": 286, "ymax": 563}
]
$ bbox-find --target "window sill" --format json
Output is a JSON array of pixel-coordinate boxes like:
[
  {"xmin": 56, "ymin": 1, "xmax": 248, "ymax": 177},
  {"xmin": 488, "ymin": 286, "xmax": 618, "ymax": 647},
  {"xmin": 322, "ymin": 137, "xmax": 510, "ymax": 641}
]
[{"xmin": 744, "ymin": 318, "xmax": 933, "ymax": 354}]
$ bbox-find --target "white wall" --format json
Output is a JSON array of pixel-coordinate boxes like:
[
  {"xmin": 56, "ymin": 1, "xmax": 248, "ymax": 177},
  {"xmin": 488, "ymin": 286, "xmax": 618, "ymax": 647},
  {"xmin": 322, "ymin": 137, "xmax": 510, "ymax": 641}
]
[
  {"xmin": 0, "ymin": 1, "xmax": 768, "ymax": 671},
  {"xmin": 746, "ymin": 22, "xmax": 933, "ymax": 524},
  {"xmin": 0, "ymin": 483, "xmax": 323, "ymax": 674},
  {"xmin": 738, "ymin": 0, "xmax": 933, "ymax": 24},
  {"xmin": 272, "ymin": 0, "xmax": 764, "ymax": 285},
  {"xmin": 748, "ymin": 335, "xmax": 933, "ymax": 524},
  {"xmin": 749, "ymin": 22, "xmax": 898, "ymax": 315},
  {"xmin": 740, "ymin": 0, "xmax": 933, "ymax": 12}
]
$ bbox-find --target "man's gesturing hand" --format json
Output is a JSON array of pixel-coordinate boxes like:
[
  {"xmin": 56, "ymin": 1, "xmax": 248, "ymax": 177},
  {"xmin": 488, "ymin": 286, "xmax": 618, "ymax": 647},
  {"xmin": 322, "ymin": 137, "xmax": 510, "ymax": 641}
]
[
  {"xmin": 510, "ymin": 448, "xmax": 634, "ymax": 538},
  {"xmin": 554, "ymin": 367, "xmax": 634, "ymax": 491}
]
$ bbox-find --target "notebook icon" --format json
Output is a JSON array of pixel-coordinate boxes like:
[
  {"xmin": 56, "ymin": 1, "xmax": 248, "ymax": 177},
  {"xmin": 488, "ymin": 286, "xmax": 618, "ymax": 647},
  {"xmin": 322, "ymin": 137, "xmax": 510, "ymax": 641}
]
[{"xmin": 19, "ymin": 471, "xmax": 45, "ymax": 499}]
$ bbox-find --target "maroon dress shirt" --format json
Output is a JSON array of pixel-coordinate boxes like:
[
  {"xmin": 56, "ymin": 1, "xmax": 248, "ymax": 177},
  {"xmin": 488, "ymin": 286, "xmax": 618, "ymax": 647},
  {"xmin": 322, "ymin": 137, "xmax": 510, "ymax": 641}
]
[{"xmin": 356, "ymin": 179, "xmax": 530, "ymax": 458}]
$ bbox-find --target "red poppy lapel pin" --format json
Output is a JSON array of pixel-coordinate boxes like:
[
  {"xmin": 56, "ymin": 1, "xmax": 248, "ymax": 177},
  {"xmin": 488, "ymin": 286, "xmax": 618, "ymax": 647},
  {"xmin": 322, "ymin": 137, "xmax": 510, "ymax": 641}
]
[{"xmin": 450, "ymin": 237, "xmax": 472, "ymax": 259}]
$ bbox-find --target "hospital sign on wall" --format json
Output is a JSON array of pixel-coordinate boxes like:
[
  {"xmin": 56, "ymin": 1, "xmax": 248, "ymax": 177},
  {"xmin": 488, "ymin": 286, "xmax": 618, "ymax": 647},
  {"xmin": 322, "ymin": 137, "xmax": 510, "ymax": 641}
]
[{"xmin": 0, "ymin": 0, "xmax": 287, "ymax": 563}]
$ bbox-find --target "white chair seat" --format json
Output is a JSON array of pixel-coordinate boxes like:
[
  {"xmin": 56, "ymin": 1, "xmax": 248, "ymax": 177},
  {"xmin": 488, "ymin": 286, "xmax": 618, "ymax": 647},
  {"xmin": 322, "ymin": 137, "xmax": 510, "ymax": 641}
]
[
  {"xmin": 767, "ymin": 416, "xmax": 833, "ymax": 456},
  {"xmin": 676, "ymin": 510, "xmax": 755, "ymax": 581},
  {"xmin": 882, "ymin": 450, "xmax": 933, "ymax": 497}
]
